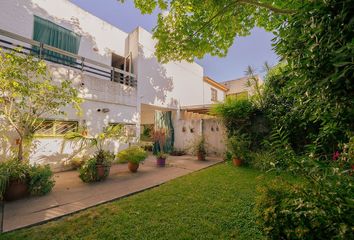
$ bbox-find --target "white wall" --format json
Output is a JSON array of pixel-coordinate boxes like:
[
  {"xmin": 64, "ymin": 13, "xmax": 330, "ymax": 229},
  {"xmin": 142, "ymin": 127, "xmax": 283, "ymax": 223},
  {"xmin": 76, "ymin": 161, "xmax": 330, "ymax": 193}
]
[
  {"xmin": 136, "ymin": 27, "xmax": 205, "ymax": 109},
  {"xmin": 221, "ymin": 76, "xmax": 263, "ymax": 96},
  {"xmin": 203, "ymin": 81, "xmax": 226, "ymax": 104},
  {"xmin": 0, "ymin": 0, "xmax": 128, "ymax": 65},
  {"xmin": 173, "ymin": 117, "xmax": 226, "ymax": 156},
  {"xmin": 0, "ymin": 0, "xmax": 138, "ymax": 171}
]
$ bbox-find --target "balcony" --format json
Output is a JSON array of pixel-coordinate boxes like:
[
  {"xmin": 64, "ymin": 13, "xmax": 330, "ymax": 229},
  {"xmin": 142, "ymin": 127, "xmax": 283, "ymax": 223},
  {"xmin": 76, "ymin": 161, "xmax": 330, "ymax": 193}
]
[{"xmin": 0, "ymin": 28, "xmax": 137, "ymax": 87}]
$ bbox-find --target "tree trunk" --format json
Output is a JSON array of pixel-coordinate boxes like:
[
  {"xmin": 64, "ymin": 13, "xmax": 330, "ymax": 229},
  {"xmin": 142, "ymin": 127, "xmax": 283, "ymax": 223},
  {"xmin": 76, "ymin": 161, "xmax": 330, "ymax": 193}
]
[{"xmin": 18, "ymin": 137, "xmax": 23, "ymax": 161}]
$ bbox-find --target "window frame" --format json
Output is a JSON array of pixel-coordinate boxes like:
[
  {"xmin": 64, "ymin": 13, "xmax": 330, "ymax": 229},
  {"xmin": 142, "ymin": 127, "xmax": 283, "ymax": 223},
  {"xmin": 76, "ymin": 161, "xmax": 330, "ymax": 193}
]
[
  {"xmin": 211, "ymin": 88, "xmax": 218, "ymax": 102},
  {"xmin": 35, "ymin": 119, "xmax": 79, "ymax": 138}
]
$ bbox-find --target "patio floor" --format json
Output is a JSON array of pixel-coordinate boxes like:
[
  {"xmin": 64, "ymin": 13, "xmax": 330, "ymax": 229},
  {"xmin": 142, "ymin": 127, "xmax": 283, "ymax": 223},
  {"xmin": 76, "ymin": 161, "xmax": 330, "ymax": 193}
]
[{"xmin": 1, "ymin": 155, "xmax": 222, "ymax": 233}]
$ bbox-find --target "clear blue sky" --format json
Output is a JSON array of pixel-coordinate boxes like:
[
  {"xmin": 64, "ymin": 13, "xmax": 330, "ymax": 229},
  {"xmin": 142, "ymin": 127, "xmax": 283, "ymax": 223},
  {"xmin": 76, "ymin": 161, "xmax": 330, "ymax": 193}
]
[{"xmin": 71, "ymin": 0, "xmax": 279, "ymax": 82}]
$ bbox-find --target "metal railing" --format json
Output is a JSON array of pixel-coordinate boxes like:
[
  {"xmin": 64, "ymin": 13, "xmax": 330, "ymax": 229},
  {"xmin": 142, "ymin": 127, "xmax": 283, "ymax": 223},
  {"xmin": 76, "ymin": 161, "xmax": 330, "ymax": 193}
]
[{"xmin": 0, "ymin": 29, "xmax": 137, "ymax": 87}]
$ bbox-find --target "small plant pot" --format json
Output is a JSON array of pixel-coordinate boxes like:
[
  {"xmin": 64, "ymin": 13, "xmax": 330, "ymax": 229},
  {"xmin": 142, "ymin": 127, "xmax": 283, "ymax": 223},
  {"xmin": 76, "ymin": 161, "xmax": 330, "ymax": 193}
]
[
  {"xmin": 96, "ymin": 164, "xmax": 106, "ymax": 178},
  {"xmin": 156, "ymin": 158, "xmax": 166, "ymax": 167},
  {"xmin": 4, "ymin": 179, "xmax": 29, "ymax": 201},
  {"xmin": 128, "ymin": 162, "xmax": 139, "ymax": 173},
  {"xmin": 233, "ymin": 158, "xmax": 242, "ymax": 167},
  {"xmin": 197, "ymin": 153, "xmax": 206, "ymax": 161}
]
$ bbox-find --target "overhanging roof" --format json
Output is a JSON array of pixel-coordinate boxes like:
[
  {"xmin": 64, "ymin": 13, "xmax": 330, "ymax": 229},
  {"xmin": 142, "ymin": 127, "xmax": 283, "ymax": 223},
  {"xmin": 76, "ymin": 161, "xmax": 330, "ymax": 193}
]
[{"xmin": 203, "ymin": 76, "xmax": 229, "ymax": 92}]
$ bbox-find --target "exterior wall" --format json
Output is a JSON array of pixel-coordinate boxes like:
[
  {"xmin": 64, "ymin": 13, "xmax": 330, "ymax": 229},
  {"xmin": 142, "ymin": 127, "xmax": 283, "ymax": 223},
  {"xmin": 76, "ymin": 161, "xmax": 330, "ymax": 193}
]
[
  {"xmin": 0, "ymin": 0, "xmax": 137, "ymax": 171},
  {"xmin": 173, "ymin": 116, "xmax": 226, "ymax": 156},
  {"xmin": 0, "ymin": 63, "xmax": 138, "ymax": 172},
  {"xmin": 221, "ymin": 76, "xmax": 263, "ymax": 96},
  {"xmin": 203, "ymin": 81, "xmax": 226, "ymax": 104},
  {"xmin": 0, "ymin": 0, "xmax": 128, "ymax": 65},
  {"xmin": 136, "ymin": 27, "xmax": 205, "ymax": 109},
  {"xmin": 0, "ymin": 0, "xmax": 224, "ymax": 170}
]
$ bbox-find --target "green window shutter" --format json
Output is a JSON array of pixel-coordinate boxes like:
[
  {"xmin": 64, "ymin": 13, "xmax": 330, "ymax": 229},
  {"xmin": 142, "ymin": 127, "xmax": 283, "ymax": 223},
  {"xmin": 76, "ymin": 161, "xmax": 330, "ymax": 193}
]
[{"xmin": 33, "ymin": 16, "xmax": 81, "ymax": 65}]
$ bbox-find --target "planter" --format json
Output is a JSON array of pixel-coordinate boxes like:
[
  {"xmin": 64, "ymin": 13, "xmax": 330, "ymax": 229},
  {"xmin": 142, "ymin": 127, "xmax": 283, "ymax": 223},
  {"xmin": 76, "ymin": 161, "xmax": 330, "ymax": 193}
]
[
  {"xmin": 156, "ymin": 158, "xmax": 166, "ymax": 167},
  {"xmin": 128, "ymin": 162, "xmax": 139, "ymax": 173},
  {"xmin": 4, "ymin": 179, "xmax": 29, "ymax": 201},
  {"xmin": 96, "ymin": 164, "xmax": 110, "ymax": 180},
  {"xmin": 197, "ymin": 153, "xmax": 206, "ymax": 161},
  {"xmin": 233, "ymin": 158, "xmax": 242, "ymax": 167}
]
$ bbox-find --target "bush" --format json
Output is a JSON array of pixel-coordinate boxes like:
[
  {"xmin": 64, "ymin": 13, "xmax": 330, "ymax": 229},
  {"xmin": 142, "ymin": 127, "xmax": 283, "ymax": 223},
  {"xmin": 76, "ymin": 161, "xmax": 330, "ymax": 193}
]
[
  {"xmin": 227, "ymin": 133, "xmax": 250, "ymax": 163},
  {"xmin": 117, "ymin": 146, "xmax": 148, "ymax": 164},
  {"xmin": 28, "ymin": 164, "xmax": 55, "ymax": 196},
  {"xmin": 262, "ymin": 128, "xmax": 296, "ymax": 170},
  {"xmin": 211, "ymin": 98, "xmax": 254, "ymax": 136},
  {"xmin": 0, "ymin": 159, "xmax": 55, "ymax": 199},
  {"xmin": 256, "ymin": 159, "xmax": 354, "ymax": 239},
  {"xmin": 249, "ymin": 151, "xmax": 274, "ymax": 171}
]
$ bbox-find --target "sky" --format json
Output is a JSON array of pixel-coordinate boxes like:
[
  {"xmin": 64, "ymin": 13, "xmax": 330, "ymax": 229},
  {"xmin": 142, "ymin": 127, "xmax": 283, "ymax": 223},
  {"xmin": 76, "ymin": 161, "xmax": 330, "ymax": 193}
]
[{"xmin": 71, "ymin": 0, "xmax": 279, "ymax": 82}]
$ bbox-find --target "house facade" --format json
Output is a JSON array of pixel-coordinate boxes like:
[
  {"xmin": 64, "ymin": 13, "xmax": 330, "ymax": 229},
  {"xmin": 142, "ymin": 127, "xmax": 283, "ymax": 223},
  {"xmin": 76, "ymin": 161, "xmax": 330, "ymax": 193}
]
[
  {"xmin": 0, "ymin": 0, "xmax": 227, "ymax": 170},
  {"xmin": 221, "ymin": 75, "xmax": 263, "ymax": 99}
]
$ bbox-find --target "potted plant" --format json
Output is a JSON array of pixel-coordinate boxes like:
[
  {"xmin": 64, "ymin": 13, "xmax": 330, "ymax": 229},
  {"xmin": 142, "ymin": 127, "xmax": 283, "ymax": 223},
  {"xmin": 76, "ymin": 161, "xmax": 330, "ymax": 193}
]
[
  {"xmin": 65, "ymin": 124, "xmax": 126, "ymax": 182},
  {"xmin": 227, "ymin": 134, "xmax": 250, "ymax": 166},
  {"xmin": 78, "ymin": 150, "xmax": 113, "ymax": 182},
  {"xmin": 0, "ymin": 159, "xmax": 55, "ymax": 201},
  {"xmin": 191, "ymin": 137, "xmax": 207, "ymax": 161},
  {"xmin": 0, "ymin": 159, "xmax": 29, "ymax": 201},
  {"xmin": 117, "ymin": 146, "xmax": 148, "ymax": 172},
  {"xmin": 155, "ymin": 152, "xmax": 168, "ymax": 167}
]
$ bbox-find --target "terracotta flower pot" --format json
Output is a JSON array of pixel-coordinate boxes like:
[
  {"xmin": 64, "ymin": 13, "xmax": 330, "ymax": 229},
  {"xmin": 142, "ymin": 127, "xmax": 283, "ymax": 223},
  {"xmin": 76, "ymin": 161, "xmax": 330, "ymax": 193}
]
[
  {"xmin": 128, "ymin": 162, "xmax": 139, "ymax": 173},
  {"xmin": 197, "ymin": 153, "xmax": 206, "ymax": 161},
  {"xmin": 156, "ymin": 158, "xmax": 166, "ymax": 167},
  {"xmin": 233, "ymin": 158, "xmax": 242, "ymax": 167},
  {"xmin": 4, "ymin": 179, "xmax": 29, "ymax": 201},
  {"xmin": 96, "ymin": 164, "xmax": 106, "ymax": 178}
]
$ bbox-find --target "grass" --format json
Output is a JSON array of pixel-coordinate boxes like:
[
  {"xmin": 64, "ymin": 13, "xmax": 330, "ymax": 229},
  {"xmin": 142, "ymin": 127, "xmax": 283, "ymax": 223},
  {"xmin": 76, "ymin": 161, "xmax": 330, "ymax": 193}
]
[{"xmin": 1, "ymin": 163, "xmax": 293, "ymax": 240}]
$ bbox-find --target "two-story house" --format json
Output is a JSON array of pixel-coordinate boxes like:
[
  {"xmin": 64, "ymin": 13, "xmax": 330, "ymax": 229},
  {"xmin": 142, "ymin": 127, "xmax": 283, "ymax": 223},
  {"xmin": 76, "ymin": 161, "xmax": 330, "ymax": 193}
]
[{"xmin": 0, "ymin": 0, "xmax": 228, "ymax": 170}]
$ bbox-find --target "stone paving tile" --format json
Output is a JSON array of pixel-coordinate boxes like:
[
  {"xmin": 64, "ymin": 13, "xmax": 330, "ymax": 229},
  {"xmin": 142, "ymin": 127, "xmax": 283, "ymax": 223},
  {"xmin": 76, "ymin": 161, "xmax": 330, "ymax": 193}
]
[{"xmin": 3, "ymin": 155, "xmax": 222, "ymax": 232}]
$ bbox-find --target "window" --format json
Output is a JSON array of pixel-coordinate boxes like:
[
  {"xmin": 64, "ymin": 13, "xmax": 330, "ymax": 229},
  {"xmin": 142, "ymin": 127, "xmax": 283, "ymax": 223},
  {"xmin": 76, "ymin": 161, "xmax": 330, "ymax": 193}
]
[
  {"xmin": 35, "ymin": 120, "xmax": 78, "ymax": 137},
  {"xmin": 111, "ymin": 53, "xmax": 133, "ymax": 86},
  {"xmin": 33, "ymin": 16, "xmax": 81, "ymax": 65},
  {"xmin": 211, "ymin": 88, "xmax": 218, "ymax": 101}
]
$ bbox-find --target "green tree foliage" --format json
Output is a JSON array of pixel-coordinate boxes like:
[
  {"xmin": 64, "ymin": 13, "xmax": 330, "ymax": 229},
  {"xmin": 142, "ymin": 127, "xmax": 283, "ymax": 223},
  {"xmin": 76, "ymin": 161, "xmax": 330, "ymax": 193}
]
[
  {"xmin": 119, "ymin": 0, "xmax": 300, "ymax": 62},
  {"xmin": 0, "ymin": 49, "xmax": 81, "ymax": 161},
  {"xmin": 264, "ymin": 0, "xmax": 354, "ymax": 156}
]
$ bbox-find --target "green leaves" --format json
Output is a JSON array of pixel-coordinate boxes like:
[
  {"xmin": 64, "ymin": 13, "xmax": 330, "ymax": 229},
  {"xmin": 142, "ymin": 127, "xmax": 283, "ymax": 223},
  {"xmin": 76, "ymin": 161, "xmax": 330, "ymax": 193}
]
[
  {"xmin": 116, "ymin": 146, "xmax": 148, "ymax": 164},
  {"xmin": 121, "ymin": 0, "xmax": 299, "ymax": 62},
  {"xmin": 0, "ymin": 48, "xmax": 82, "ymax": 160}
]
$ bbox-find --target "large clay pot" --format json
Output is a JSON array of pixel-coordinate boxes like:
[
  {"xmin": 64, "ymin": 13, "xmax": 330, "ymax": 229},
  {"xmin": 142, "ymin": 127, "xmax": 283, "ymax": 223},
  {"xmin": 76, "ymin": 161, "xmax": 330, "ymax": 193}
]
[
  {"xmin": 96, "ymin": 164, "xmax": 106, "ymax": 178},
  {"xmin": 4, "ymin": 179, "xmax": 29, "ymax": 201},
  {"xmin": 128, "ymin": 162, "xmax": 139, "ymax": 173},
  {"xmin": 233, "ymin": 158, "xmax": 242, "ymax": 167},
  {"xmin": 156, "ymin": 158, "xmax": 166, "ymax": 167}
]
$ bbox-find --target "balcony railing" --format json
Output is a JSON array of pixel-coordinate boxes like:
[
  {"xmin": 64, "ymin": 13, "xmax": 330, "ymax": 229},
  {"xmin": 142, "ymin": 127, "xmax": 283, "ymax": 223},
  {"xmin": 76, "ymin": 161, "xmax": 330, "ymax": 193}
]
[{"xmin": 0, "ymin": 29, "xmax": 137, "ymax": 87}]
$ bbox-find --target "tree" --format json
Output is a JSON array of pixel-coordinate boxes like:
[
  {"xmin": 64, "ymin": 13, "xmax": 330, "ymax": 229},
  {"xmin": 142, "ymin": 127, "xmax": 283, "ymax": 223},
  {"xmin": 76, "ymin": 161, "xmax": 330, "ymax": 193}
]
[
  {"xmin": 0, "ymin": 49, "xmax": 81, "ymax": 161},
  {"xmin": 118, "ymin": 0, "xmax": 300, "ymax": 62}
]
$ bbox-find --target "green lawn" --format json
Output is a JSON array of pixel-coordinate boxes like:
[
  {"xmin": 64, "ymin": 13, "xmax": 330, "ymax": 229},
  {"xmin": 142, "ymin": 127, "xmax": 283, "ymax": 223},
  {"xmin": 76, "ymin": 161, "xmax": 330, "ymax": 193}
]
[{"xmin": 1, "ymin": 163, "xmax": 290, "ymax": 240}]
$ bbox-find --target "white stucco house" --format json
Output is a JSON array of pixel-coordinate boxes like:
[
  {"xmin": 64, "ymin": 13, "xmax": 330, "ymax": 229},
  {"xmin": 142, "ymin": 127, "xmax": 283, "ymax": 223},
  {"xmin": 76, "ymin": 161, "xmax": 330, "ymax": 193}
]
[{"xmin": 0, "ymin": 0, "xmax": 229, "ymax": 170}]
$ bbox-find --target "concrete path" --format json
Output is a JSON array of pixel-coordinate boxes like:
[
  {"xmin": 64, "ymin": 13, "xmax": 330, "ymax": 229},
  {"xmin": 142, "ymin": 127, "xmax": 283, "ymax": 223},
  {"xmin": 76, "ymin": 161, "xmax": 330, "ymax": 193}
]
[{"xmin": 2, "ymin": 155, "xmax": 222, "ymax": 233}]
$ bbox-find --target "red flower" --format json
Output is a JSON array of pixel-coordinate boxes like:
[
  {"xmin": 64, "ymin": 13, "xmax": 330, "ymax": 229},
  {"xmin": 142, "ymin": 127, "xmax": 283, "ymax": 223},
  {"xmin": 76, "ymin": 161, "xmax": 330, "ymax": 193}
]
[{"xmin": 332, "ymin": 151, "xmax": 340, "ymax": 161}]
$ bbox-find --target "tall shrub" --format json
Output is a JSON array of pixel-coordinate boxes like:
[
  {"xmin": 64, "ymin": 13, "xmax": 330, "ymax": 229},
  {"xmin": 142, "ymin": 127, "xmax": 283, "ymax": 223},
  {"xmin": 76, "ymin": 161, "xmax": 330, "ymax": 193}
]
[{"xmin": 269, "ymin": 0, "xmax": 354, "ymax": 156}]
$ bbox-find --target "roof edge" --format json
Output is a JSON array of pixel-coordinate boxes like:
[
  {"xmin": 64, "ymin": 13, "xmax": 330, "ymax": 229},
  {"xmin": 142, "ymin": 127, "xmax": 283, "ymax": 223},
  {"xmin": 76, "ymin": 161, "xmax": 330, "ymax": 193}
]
[{"xmin": 203, "ymin": 76, "xmax": 229, "ymax": 92}]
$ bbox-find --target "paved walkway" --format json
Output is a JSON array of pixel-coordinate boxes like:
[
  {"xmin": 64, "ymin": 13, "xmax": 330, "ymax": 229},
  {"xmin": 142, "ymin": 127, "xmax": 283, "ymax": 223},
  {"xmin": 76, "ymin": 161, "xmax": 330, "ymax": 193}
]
[{"xmin": 2, "ymin": 155, "xmax": 222, "ymax": 232}]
